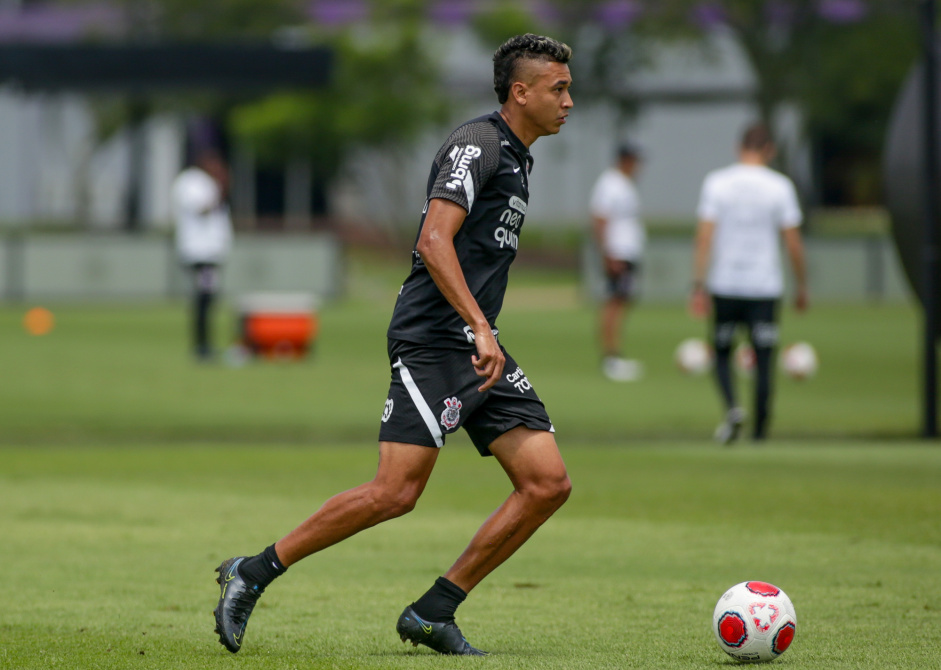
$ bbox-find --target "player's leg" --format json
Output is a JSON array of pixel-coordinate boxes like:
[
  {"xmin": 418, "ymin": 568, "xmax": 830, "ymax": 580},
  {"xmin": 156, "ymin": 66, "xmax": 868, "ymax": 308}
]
[
  {"xmin": 712, "ymin": 296, "xmax": 745, "ymax": 444},
  {"xmin": 275, "ymin": 441, "xmax": 438, "ymax": 564},
  {"xmin": 397, "ymin": 349, "xmax": 565, "ymax": 655},
  {"xmin": 397, "ymin": 426, "xmax": 569, "ymax": 656},
  {"xmin": 748, "ymin": 300, "xmax": 779, "ymax": 441},
  {"xmin": 601, "ymin": 294, "xmax": 626, "ymax": 356},
  {"xmin": 192, "ymin": 263, "xmax": 219, "ymax": 359},
  {"xmin": 444, "ymin": 426, "xmax": 570, "ymax": 591},
  {"xmin": 601, "ymin": 261, "xmax": 641, "ymax": 381},
  {"xmin": 213, "ymin": 441, "xmax": 438, "ymax": 653}
]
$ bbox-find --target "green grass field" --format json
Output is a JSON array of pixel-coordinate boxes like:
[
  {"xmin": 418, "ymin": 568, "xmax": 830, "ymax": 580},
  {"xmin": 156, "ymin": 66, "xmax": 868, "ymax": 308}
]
[{"xmin": 1, "ymin": 259, "xmax": 939, "ymax": 668}]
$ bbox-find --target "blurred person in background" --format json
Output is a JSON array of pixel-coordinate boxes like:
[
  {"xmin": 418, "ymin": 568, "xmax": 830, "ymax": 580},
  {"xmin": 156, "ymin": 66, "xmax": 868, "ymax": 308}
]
[
  {"xmin": 589, "ymin": 142, "xmax": 645, "ymax": 381},
  {"xmin": 171, "ymin": 149, "xmax": 233, "ymax": 361},
  {"xmin": 689, "ymin": 123, "xmax": 808, "ymax": 444},
  {"xmin": 212, "ymin": 33, "xmax": 574, "ymax": 657}
]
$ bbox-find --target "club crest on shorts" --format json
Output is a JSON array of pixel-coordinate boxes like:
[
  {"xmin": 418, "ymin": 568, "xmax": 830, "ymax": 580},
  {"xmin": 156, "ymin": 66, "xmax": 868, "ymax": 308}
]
[
  {"xmin": 440, "ymin": 396, "xmax": 462, "ymax": 430},
  {"xmin": 382, "ymin": 398, "xmax": 394, "ymax": 422}
]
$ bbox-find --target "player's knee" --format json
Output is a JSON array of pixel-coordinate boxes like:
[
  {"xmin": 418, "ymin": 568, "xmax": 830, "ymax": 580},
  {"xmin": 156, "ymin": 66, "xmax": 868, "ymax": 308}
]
[
  {"xmin": 368, "ymin": 483, "xmax": 421, "ymax": 519},
  {"xmin": 528, "ymin": 471, "xmax": 572, "ymax": 511},
  {"xmin": 553, "ymin": 474, "xmax": 573, "ymax": 508}
]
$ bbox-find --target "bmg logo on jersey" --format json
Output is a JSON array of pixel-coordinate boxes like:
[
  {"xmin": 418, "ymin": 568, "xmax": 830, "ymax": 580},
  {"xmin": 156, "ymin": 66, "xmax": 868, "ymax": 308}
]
[
  {"xmin": 495, "ymin": 196, "xmax": 527, "ymax": 250},
  {"xmin": 445, "ymin": 144, "xmax": 481, "ymax": 191}
]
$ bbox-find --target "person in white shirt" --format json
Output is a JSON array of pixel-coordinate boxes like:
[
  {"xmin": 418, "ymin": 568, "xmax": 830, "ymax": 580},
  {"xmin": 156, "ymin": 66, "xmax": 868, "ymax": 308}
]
[
  {"xmin": 171, "ymin": 149, "xmax": 233, "ymax": 360},
  {"xmin": 689, "ymin": 123, "xmax": 808, "ymax": 443},
  {"xmin": 589, "ymin": 143, "xmax": 646, "ymax": 381}
]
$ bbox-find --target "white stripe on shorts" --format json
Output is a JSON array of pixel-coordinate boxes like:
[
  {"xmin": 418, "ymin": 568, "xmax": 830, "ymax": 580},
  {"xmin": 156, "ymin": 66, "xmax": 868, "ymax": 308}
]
[{"xmin": 393, "ymin": 357, "xmax": 444, "ymax": 448}]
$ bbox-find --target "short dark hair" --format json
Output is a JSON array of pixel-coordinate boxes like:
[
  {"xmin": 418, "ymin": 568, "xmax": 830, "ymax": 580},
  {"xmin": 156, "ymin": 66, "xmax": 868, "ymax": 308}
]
[
  {"xmin": 492, "ymin": 33, "xmax": 572, "ymax": 104},
  {"xmin": 741, "ymin": 123, "xmax": 774, "ymax": 151},
  {"xmin": 617, "ymin": 142, "xmax": 643, "ymax": 160}
]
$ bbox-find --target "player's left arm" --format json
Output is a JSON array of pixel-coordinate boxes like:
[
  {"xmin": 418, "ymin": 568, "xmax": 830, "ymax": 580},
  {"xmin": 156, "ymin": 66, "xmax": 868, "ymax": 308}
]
[
  {"xmin": 782, "ymin": 226, "xmax": 808, "ymax": 312},
  {"xmin": 416, "ymin": 198, "xmax": 505, "ymax": 391},
  {"xmin": 689, "ymin": 219, "xmax": 714, "ymax": 319},
  {"xmin": 780, "ymin": 178, "xmax": 808, "ymax": 312}
]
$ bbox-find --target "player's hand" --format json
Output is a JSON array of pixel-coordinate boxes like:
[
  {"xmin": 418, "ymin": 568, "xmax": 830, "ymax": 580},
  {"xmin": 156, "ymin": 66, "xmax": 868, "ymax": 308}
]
[
  {"xmin": 794, "ymin": 286, "xmax": 809, "ymax": 313},
  {"xmin": 471, "ymin": 328, "xmax": 505, "ymax": 392},
  {"xmin": 689, "ymin": 286, "xmax": 709, "ymax": 320}
]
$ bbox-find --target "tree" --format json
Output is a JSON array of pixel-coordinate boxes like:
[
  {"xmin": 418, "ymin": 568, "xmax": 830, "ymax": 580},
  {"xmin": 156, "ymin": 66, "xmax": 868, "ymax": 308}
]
[
  {"xmin": 476, "ymin": 0, "xmax": 920, "ymax": 205},
  {"xmin": 228, "ymin": 22, "xmax": 449, "ymax": 186}
]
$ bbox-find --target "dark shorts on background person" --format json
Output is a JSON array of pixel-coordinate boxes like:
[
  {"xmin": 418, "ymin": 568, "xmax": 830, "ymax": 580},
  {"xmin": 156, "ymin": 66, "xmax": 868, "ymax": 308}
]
[
  {"xmin": 606, "ymin": 260, "xmax": 640, "ymax": 301},
  {"xmin": 189, "ymin": 262, "xmax": 221, "ymax": 294},
  {"xmin": 710, "ymin": 295, "xmax": 779, "ymax": 349},
  {"xmin": 378, "ymin": 339, "xmax": 554, "ymax": 456}
]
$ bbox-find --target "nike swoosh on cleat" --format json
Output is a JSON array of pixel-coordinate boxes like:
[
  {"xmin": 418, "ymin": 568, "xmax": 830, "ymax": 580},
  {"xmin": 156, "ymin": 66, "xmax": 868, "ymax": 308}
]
[{"xmin": 412, "ymin": 614, "xmax": 433, "ymax": 635}]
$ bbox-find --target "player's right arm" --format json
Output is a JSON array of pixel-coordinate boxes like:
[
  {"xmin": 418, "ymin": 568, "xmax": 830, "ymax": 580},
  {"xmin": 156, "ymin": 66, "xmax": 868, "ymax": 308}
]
[{"xmin": 416, "ymin": 197, "xmax": 505, "ymax": 391}]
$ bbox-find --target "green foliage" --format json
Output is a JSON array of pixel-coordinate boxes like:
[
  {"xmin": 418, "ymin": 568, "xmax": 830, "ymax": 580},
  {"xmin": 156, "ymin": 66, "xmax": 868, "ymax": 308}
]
[
  {"xmin": 477, "ymin": 1, "xmax": 920, "ymax": 204},
  {"xmin": 102, "ymin": 0, "xmax": 303, "ymax": 40},
  {"xmin": 471, "ymin": 4, "xmax": 546, "ymax": 49},
  {"xmin": 800, "ymin": 15, "xmax": 918, "ymax": 150},
  {"xmin": 228, "ymin": 24, "xmax": 450, "ymax": 175}
]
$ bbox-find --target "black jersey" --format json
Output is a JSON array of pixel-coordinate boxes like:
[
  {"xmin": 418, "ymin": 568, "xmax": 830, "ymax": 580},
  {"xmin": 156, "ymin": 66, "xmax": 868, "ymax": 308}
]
[{"xmin": 387, "ymin": 112, "xmax": 533, "ymax": 347}]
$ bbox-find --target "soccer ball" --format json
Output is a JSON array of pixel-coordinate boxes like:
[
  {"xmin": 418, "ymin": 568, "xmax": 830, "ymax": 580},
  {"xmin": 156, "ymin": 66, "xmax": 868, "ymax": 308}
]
[
  {"xmin": 713, "ymin": 581, "xmax": 797, "ymax": 663},
  {"xmin": 675, "ymin": 338, "xmax": 712, "ymax": 375},
  {"xmin": 780, "ymin": 342, "xmax": 818, "ymax": 380}
]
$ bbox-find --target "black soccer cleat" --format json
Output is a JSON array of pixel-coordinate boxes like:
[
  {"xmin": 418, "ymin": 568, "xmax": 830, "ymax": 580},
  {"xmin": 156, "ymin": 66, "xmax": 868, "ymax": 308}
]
[
  {"xmin": 396, "ymin": 605, "xmax": 488, "ymax": 656},
  {"xmin": 213, "ymin": 557, "xmax": 264, "ymax": 653}
]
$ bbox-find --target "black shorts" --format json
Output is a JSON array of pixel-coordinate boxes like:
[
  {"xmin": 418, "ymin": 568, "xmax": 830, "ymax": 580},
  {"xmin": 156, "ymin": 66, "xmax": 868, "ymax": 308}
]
[
  {"xmin": 711, "ymin": 296, "xmax": 779, "ymax": 350},
  {"xmin": 606, "ymin": 260, "xmax": 640, "ymax": 300},
  {"xmin": 187, "ymin": 262, "xmax": 221, "ymax": 294},
  {"xmin": 378, "ymin": 339, "xmax": 554, "ymax": 456}
]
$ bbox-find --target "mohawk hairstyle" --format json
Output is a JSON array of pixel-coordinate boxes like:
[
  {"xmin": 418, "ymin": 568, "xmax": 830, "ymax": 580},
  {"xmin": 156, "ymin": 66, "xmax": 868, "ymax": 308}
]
[{"xmin": 492, "ymin": 33, "xmax": 572, "ymax": 104}]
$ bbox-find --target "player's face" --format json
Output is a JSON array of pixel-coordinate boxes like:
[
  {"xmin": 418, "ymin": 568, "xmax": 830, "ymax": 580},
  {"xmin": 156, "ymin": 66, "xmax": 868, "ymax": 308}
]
[{"xmin": 521, "ymin": 60, "xmax": 573, "ymax": 137}]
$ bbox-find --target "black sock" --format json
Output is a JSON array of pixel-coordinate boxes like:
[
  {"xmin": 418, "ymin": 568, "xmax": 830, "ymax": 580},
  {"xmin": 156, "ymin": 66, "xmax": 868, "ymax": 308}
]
[
  {"xmin": 410, "ymin": 576, "xmax": 467, "ymax": 623},
  {"xmin": 237, "ymin": 544, "xmax": 287, "ymax": 589}
]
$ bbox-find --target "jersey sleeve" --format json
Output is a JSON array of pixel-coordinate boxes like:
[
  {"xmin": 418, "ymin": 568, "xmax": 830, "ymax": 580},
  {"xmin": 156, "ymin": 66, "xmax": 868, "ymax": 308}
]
[
  {"xmin": 428, "ymin": 121, "xmax": 501, "ymax": 213},
  {"xmin": 696, "ymin": 173, "xmax": 719, "ymax": 222},
  {"xmin": 589, "ymin": 173, "xmax": 613, "ymax": 219},
  {"xmin": 778, "ymin": 177, "xmax": 803, "ymax": 229}
]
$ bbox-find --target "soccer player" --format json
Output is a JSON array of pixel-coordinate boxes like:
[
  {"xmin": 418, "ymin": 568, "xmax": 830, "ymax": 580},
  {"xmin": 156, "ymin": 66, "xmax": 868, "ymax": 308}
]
[
  {"xmin": 689, "ymin": 123, "xmax": 808, "ymax": 444},
  {"xmin": 171, "ymin": 149, "xmax": 233, "ymax": 360},
  {"xmin": 589, "ymin": 142, "xmax": 645, "ymax": 381},
  {"xmin": 213, "ymin": 34, "xmax": 574, "ymax": 656}
]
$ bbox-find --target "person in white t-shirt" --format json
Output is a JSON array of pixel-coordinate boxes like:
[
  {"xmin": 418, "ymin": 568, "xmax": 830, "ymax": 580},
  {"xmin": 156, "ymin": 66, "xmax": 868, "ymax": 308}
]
[
  {"xmin": 172, "ymin": 149, "xmax": 233, "ymax": 360},
  {"xmin": 589, "ymin": 143, "xmax": 646, "ymax": 381},
  {"xmin": 689, "ymin": 123, "xmax": 807, "ymax": 443}
]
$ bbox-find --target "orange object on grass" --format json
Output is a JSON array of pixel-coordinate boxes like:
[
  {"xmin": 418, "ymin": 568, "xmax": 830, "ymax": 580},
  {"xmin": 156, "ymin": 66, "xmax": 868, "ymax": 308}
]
[
  {"xmin": 243, "ymin": 312, "xmax": 318, "ymax": 358},
  {"xmin": 24, "ymin": 307, "xmax": 55, "ymax": 336},
  {"xmin": 238, "ymin": 293, "xmax": 319, "ymax": 359}
]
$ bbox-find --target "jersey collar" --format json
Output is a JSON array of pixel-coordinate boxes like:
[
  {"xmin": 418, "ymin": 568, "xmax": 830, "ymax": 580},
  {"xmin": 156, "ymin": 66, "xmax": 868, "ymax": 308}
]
[{"xmin": 489, "ymin": 111, "xmax": 533, "ymax": 169}]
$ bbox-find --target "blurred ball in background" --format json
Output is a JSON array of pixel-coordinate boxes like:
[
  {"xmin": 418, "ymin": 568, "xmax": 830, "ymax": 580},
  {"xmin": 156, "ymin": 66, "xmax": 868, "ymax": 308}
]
[
  {"xmin": 781, "ymin": 342, "xmax": 818, "ymax": 380},
  {"xmin": 675, "ymin": 338, "xmax": 712, "ymax": 375}
]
